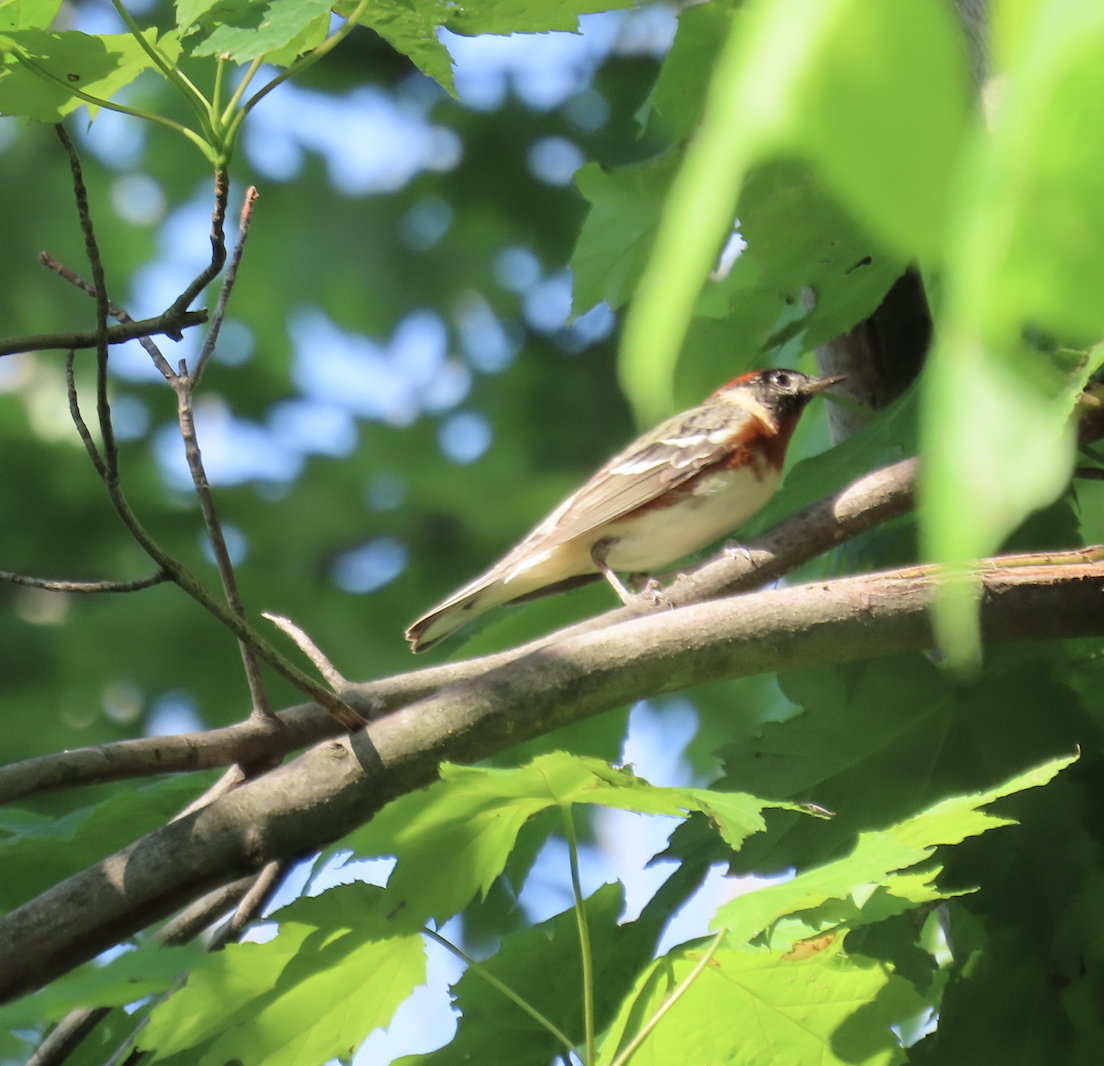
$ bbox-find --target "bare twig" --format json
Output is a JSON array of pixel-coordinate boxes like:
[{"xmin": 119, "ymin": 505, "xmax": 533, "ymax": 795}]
[
  {"xmin": 55, "ymin": 125, "xmax": 117, "ymax": 480},
  {"xmin": 25, "ymin": 1009, "xmax": 110, "ymax": 1066},
  {"xmin": 66, "ymin": 347, "xmax": 103, "ymax": 474},
  {"xmin": 174, "ymin": 387, "xmax": 276, "ymax": 720},
  {"xmin": 264, "ymin": 613, "xmax": 349, "ymax": 689},
  {"xmin": 193, "ymin": 187, "xmax": 258, "ymax": 386},
  {"xmin": 45, "ymin": 253, "xmax": 176, "ymax": 378},
  {"xmin": 166, "ymin": 170, "xmax": 229, "ymax": 321},
  {"xmin": 0, "ymin": 570, "xmax": 169, "ymax": 593},
  {"xmin": 2, "ymin": 549, "xmax": 1103, "ymax": 1001},
  {"xmin": 0, "ymin": 310, "xmax": 208, "ymax": 358},
  {"xmin": 208, "ymin": 857, "xmax": 292, "ymax": 950},
  {"xmin": 163, "ymin": 186, "xmax": 273, "ymax": 721}
]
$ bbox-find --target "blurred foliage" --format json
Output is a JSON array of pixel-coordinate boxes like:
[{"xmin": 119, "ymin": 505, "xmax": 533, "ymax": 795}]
[{"xmin": 4, "ymin": 0, "xmax": 1104, "ymax": 1064}]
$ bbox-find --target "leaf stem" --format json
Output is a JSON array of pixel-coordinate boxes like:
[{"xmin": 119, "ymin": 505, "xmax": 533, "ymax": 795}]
[
  {"xmin": 106, "ymin": 0, "xmax": 213, "ymax": 132},
  {"xmin": 12, "ymin": 50, "xmax": 212, "ymax": 156},
  {"xmin": 422, "ymin": 928, "xmax": 577, "ymax": 1054},
  {"xmin": 562, "ymin": 804, "xmax": 595, "ymax": 1066},
  {"xmin": 227, "ymin": 0, "xmax": 370, "ymax": 141},
  {"xmin": 608, "ymin": 928, "xmax": 726, "ymax": 1066},
  {"xmin": 221, "ymin": 56, "xmax": 264, "ymax": 130}
]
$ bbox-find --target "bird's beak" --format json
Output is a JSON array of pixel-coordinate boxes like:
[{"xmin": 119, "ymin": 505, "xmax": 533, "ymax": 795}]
[{"xmin": 801, "ymin": 374, "xmax": 845, "ymax": 396}]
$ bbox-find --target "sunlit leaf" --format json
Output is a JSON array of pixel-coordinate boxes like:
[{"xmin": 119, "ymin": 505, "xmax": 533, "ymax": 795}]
[
  {"xmin": 0, "ymin": 28, "xmax": 177, "ymax": 122},
  {"xmin": 332, "ymin": 752, "xmax": 802, "ymax": 933},
  {"xmin": 597, "ymin": 938, "xmax": 924, "ymax": 1066},
  {"xmin": 185, "ymin": 0, "xmax": 332, "ymax": 61}
]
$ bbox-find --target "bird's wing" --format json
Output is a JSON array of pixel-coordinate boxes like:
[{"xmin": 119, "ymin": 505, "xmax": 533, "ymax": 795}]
[{"xmin": 492, "ymin": 401, "xmax": 775, "ymax": 571}]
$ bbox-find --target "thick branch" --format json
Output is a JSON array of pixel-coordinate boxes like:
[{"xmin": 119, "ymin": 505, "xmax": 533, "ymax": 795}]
[
  {"xmin": 0, "ymin": 553, "xmax": 1101, "ymax": 1002},
  {"xmin": 0, "ymin": 459, "xmax": 917, "ymax": 804},
  {"xmin": 0, "ymin": 311, "xmax": 209, "ymax": 357},
  {"xmin": 0, "ymin": 459, "xmax": 917, "ymax": 805}
]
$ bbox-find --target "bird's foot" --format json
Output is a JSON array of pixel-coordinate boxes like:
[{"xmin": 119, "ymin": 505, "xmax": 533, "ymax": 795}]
[
  {"xmin": 626, "ymin": 573, "xmax": 671, "ymax": 609},
  {"xmin": 722, "ymin": 540, "xmax": 757, "ymax": 571}
]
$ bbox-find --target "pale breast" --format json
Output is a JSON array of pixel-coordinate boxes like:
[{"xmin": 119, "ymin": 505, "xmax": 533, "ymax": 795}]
[{"xmin": 601, "ymin": 461, "xmax": 780, "ymax": 572}]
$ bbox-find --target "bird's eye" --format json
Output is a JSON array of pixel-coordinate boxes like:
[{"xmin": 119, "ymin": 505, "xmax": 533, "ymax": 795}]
[{"xmin": 769, "ymin": 370, "xmax": 791, "ymax": 387}]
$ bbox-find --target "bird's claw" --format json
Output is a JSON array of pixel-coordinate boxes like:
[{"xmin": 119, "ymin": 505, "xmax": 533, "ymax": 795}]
[{"xmin": 723, "ymin": 540, "xmax": 756, "ymax": 570}]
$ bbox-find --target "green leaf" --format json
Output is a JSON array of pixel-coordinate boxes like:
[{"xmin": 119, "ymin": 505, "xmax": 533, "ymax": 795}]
[
  {"xmin": 140, "ymin": 883, "xmax": 426, "ymax": 1066},
  {"xmin": 443, "ymin": 0, "xmax": 631, "ymax": 37},
  {"xmin": 597, "ymin": 938, "xmax": 924, "ymax": 1066},
  {"xmin": 676, "ymin": 159, "xmax": 906, "ymax": 408},
  {"xmin": 617, "ymin": 0, "xmax": 962, "ymax": 425},
  {"xmin": 196, "ymin": 935, "xmax": 424, "ymax": 1066},
  {"xmin": 573, "ymin": 153, "xmax": 905, "ymax": 418},
  {"xmin": 921, "ymin": 0, "xmax": 1104, "ymax": 659},
  {"xmin": 711, "ymin": 754, "xmax": 1076, "ymax": 949},
  {"xmin": 791, "ymin": 0, "xmax": 967, "ymax": 258},
  {"xmin": 140, "ymin": 924, "xmax": 317, "ymax": 1056},
  {"xmin": 0, "ymin": 772, "xmax": 215, "ymax": 914},
  {"xmin": 333, "ymin": 752, "xmax": 802, "ymax": 933},
  {"xmin": 185, "ymin": 0, "xmax": 333, "ymax": 61},
  {"xmin": 571, "ymin": 152, "xmax": 681, "ymax": 315},
  {"xmin": 336, "ymin": 0, "xmax": 456, "ymax": 92},
  {"xmin": 718, "ymin": 650, "xmax": 1089, "ymax": 876},
  {"xmin": 0, "ymin": 28, "xmax": 176, "ymax": 122},
  {"xmin": 0, "ymin": 0, "xmax": 63, "ymax": 32},
  {"xmin": 0, "ymin": 941, "xmax": 207, "ymax": 1029},
  {"xmin": 263, "ymin": 7, "xmax": 329, "ymax": 65}
]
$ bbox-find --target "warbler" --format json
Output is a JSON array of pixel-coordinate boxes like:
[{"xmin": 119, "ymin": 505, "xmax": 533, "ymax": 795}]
[{"xmin": 406, "ymin": 368, "xmax": 842, "ymax": 652}]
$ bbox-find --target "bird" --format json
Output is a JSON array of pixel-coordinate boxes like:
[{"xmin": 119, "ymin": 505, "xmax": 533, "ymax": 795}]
[{"xmin": 406, "ymin": 368, "xmax": 843, "ymax": 652}]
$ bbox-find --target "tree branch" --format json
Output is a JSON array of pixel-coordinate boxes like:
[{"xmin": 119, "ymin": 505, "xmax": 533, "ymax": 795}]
[
  {"xmin": 0, "ymin": 458, "xmax": 917, "ymax": 805},
  {"xmin": 0, "ymin": 570, "xmax": 170, "ymax": 594},
  {"xmin": 0, "ymin": 312, "xmax": 209, "ymax": 358},
  {"xmin": 1, "ymin": 549, "xmax": 1101, "ymax": 1002}
]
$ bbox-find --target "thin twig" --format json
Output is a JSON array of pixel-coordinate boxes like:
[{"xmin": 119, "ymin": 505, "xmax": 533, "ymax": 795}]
[
  {"xmin": 174, "ymin": 388, "xmax": 275, "ymax": 720},
  {"xmin": 0, "ymin": 570, "xmax": 169, "ymax": 593},
  {"xmin": 44, "ymin": 253, "xmax": 176, "ymax": 378},
  {"xmin": 0, "ymin": 310, "xmax": 208, "ymax": 357},
  {"xmin": 208, "ymin": 858, "xmax": 292, "ymax": 950},
  {"xmin": 25, "ymin": 1009, "xmax": 110, "ymax": 1066},
  {"xmin": 166, "ymin": 170, "xmax": 229, "ymax": 320},
  {"xmin": 193, "ymin": 187, "xmax": 258, "ymax": 386},
  {"xmin": 55, "ymin": 125, "xmax": 117, "ymax": 480},
  {"xmin": 64, "ymin": 349, "xmax": 105, "ymax": 477},
  {"xmin": 263, "ymin": 613, "xmax": 349, "ymax": 689},
  {"xmin": 156, "ymin": 186, "xmax": 273, "ymax": 721}
]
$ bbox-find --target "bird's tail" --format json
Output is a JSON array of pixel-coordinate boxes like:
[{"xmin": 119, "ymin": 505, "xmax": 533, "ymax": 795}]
[
  {"xmin": 406, "ymin": 571, "xmax": 603, "ymax": 652},
  {"xmin": 405, "ymin": 577, "xmax": 508, "ymax": 653}
]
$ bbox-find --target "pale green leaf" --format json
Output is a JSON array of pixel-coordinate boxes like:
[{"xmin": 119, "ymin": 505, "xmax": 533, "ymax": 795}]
[
  {"xmin": 186, "ymin": 0, "xmax": 332, "ymax": 61},
  {"xmin": 922, "ymin": 0, "xmax": 1104, "ymax": 659},
  {"xmin": 0, "ymin": 942, "xmax": 207, "ymax": 1029},
  {"xmin": 597, "ymin": 940, "xmax": 922, "ymax": 1066},
  {"xmin": 141, "ymin": 883, "xmax": 425, "ymax": 1066},
  {"xmin": 335, "ymin": 752, "xmax": 801, "ymax": 933},
  {"xmin": 141, "ymin": 924, "xmax": 316, "ymax": 1057},
  {"xmin": 195, "ymin": 934, "xmax": 424, "ymax": 1066},
  {"xmin": 0, "ymin": 0, "xmax": 63, "ymax": 32},
  {"xmin": 713, "ymin": 754, "xmax": 1075, "ymax": 948},
  {"xmin": 0, "ymin": 28, "xmax": 174, "ymax": 122}
]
